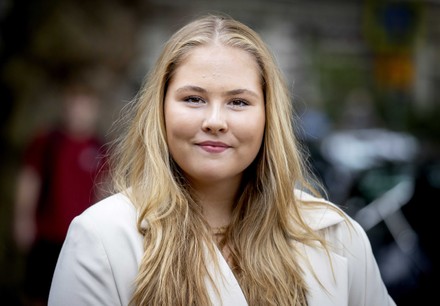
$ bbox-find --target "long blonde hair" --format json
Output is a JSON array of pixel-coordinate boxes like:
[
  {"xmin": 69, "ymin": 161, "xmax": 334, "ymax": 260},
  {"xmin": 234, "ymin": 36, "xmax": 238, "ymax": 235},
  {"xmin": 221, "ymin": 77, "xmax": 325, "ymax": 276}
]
[{"xmin": 110, "ymin": 14, "xmax": 328, "ymax": 306}]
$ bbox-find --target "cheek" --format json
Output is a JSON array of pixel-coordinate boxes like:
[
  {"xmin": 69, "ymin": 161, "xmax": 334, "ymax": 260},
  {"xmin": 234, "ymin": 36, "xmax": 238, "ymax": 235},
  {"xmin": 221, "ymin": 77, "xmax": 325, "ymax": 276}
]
[
  {"xmin": 165, "ymin": 108, "xmax": 196, "ymax": 144},
  {"xmin": 236, "ymin": 113, "xmax": 265, "ymax": 148}
]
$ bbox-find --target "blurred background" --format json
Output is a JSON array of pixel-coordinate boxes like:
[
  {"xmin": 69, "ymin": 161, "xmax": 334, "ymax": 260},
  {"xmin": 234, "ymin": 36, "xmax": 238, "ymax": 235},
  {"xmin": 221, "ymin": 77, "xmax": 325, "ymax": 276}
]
[{"xmin": 0, "ymin": 0, "xmax": 438, "ymax": 305}]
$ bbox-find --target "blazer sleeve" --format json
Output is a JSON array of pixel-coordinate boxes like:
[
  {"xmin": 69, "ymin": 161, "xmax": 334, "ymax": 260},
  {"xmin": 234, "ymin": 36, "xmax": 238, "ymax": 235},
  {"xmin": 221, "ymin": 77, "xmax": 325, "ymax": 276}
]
[
  {"xmin": 329, "ymin": 217, "xmax": 397, "ymax": 306},
  {"xmin": 48, "ymin": 213, "xmax": 121, "ymax": 306}
]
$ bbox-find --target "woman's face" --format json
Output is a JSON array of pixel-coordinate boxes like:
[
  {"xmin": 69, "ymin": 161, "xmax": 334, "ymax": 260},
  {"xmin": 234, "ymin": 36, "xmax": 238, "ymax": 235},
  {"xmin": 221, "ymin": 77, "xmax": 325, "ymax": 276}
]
[{"xmin": 164, "ymin": 44, "xmax": 265, "ymax": 186}]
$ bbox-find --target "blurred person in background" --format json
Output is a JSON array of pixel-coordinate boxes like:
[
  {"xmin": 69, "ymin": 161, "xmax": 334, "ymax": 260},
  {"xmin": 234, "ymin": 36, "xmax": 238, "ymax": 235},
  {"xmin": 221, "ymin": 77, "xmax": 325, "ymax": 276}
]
[{"xmin": 13, "ymin": 80, "xmax": 108, "ymax": 306}]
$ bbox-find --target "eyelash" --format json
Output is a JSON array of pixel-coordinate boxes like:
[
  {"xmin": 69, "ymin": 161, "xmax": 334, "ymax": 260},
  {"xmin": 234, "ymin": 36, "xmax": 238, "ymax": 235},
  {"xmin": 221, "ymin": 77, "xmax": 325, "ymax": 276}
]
[
  {"xmin": 229, "ymin": 99, "xmax": 249, "ymax": 107},
  {"xmin": 184, "ymin": 96, "xmax": 205, "ymax": 104},
  {"xmin": 183, "ymin": 96, "xmax": 249, "ymax": 108}
]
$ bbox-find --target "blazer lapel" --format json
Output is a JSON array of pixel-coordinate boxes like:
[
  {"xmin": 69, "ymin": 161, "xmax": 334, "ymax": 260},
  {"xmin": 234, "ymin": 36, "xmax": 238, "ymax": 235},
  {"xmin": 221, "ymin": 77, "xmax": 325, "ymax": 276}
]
[
  {"xmin": 204, "ymin": 245, "xmax": 248, "ymax": 306},
  {"xmin": 300, "ymin": 244, "xmax": 348, "ymax": 306}
]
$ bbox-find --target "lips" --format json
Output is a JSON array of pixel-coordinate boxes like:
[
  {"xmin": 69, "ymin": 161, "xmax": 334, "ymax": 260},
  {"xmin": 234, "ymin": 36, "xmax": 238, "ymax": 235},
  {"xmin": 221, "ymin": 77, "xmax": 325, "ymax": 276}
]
[{"xmin": 197, "ymin": 141, "xmax": 231, "ymax": 153}]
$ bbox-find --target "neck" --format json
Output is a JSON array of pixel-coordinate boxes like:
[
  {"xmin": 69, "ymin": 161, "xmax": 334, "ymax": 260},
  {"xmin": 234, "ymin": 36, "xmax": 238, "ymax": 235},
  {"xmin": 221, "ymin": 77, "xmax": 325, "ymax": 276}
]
[{"xmin": 190, "ymin": 177, "xmax": 242, "ymax": 229}]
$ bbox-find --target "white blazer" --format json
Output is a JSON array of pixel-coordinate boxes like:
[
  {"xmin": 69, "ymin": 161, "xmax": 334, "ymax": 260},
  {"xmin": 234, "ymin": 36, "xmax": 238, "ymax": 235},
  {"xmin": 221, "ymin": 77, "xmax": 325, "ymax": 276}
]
[{"xmin": 48, "ymin": 192, "xmax": 396, "ymax": 306}]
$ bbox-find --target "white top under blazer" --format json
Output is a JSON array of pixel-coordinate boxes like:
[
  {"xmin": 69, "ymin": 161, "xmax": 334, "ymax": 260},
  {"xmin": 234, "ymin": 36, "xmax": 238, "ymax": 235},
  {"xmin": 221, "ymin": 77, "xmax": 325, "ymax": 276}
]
[{"xmin": 48, "ymin": 191, "xmax": 396, "ymax": 306}]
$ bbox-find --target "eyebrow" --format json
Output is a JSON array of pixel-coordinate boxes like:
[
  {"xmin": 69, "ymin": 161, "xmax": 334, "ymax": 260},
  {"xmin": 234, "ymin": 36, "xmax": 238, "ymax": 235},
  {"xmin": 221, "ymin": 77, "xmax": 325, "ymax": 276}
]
[
  {"xmin": 175, "ymin": 85, "xmax": 260, "ymax": 98},
  {"xmin": 176, "ymin": 85, "xmax": 207, "ymax": 94}
]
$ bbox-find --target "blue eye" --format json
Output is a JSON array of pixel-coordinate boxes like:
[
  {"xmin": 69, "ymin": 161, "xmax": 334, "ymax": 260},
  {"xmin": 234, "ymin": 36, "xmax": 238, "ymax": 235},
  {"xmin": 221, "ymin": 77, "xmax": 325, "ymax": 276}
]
[
  {"xmin": 184, "ymin": 96, "xmax": 205, "ymax": 104},
  {"xmin": 229, "ymin": 99, "xmax": 249, "ymax": 107}
]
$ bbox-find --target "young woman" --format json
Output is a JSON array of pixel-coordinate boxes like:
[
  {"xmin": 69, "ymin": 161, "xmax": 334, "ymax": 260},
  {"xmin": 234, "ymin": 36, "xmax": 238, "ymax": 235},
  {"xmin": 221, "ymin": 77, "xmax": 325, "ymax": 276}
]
[{"xmin": 48, "ymin": 14, "xmax": 396, "ymax": 306}]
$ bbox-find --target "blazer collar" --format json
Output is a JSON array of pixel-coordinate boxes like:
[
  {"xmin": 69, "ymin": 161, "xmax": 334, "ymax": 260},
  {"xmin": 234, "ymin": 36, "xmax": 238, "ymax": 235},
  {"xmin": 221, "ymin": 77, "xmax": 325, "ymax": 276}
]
[{"xmin": 295, "ymin": 189, "xmax": 345, "ymax": 231}]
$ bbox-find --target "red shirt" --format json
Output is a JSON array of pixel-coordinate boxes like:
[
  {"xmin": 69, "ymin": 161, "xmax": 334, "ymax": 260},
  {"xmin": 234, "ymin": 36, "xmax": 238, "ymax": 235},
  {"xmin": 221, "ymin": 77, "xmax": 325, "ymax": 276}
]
[{"xmin": 24, "ymin": 128, "xmax": 107, "ymax": 242}]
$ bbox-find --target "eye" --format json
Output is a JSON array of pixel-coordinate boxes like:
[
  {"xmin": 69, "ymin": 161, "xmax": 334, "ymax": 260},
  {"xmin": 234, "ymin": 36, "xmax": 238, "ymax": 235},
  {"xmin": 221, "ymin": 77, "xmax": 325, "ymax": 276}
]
[
  {"xmin": 229, "ymin": 99, "xmax": 249, "ymax": 108},
  {"xmin": 184, "ymin": 96, "xmax": 205, "ymax": 105}
]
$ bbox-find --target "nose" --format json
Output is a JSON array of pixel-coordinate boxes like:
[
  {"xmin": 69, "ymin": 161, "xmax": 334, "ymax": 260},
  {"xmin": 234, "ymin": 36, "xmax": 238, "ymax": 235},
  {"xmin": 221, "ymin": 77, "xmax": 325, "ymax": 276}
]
[{"xmin": 202, "ymin": 104, "xmax": 228, "ymax": 134}]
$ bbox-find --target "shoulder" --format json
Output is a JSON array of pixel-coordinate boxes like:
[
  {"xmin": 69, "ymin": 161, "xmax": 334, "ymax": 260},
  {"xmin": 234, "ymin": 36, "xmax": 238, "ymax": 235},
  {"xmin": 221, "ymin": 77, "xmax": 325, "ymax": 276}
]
[
  {"xmin": 66, "ymin": 192, "xmax": 141, "ymax": 245},
  {"xmin": 294, "ymin": 189, "xmax": 376, "ymax": 259},
  {"xmin": 71, "ymin": 193, "xmax": 143, "ymax": 248},
  {"xmin": 295, "ymin": 190, "xmax": 396, "ymax": 305},
  {"xmin": 295, "ymin": 189, "xmax": 347, "ymax": 231},
  {"xmin": 295, "ymin": 189, "xmax": 370, "ymax": 250},
  {"xmin": 54, "ymin": 193, "xmax": 143, "ymax": 304},
  {"xmin": 49, "ymin": 194, "xmax": 143, "ymax": 305},
  {"xmin": 79, "ymin": 193, "xmax": 136, "ymax": 222}
]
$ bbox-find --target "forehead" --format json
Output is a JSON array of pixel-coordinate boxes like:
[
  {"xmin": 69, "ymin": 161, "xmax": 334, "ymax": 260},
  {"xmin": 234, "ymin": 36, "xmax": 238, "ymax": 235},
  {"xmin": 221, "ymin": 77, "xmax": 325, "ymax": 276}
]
[{"xmin": 171, "ymin": 44, "xmax": 262, "ymax": 89}]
